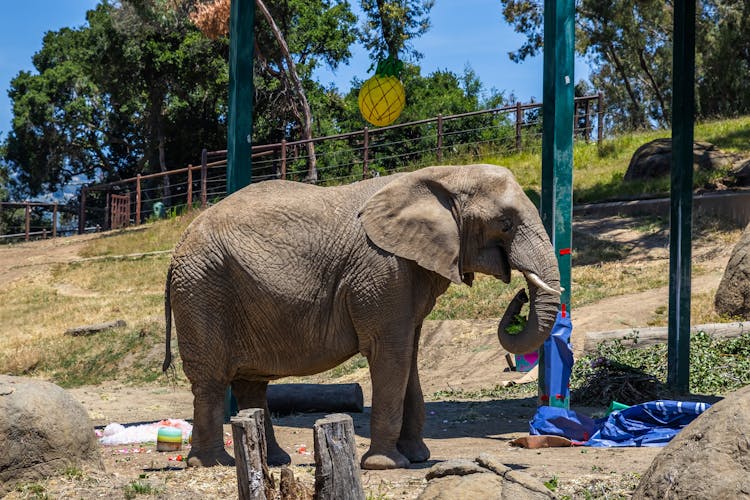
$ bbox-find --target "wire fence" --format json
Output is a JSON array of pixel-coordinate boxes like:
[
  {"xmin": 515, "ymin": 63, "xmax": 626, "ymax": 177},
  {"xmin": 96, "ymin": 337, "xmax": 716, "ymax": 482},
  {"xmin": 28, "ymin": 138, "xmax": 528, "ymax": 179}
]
[{"xmin": 1, "ymin": 94, "xmax": 604, "ymax": 241}]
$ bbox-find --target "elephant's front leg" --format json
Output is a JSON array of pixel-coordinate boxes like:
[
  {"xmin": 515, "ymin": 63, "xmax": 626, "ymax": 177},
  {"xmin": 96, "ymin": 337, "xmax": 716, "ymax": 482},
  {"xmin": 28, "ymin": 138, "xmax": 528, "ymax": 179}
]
[
  {"xmin": 397, "ymin": 328, "xmax": 429, "ymax": 463},
  {"xmin": 361, "ymin": 340, "xmax": 413, "ymax": 470}
]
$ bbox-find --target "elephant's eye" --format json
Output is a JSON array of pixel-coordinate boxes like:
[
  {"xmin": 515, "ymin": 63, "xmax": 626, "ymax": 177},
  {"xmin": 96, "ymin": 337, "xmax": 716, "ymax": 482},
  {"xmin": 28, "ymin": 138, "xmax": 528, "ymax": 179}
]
[{"xmin": 499, "ymin": 217, "xmax": 513, "ymax": 233}]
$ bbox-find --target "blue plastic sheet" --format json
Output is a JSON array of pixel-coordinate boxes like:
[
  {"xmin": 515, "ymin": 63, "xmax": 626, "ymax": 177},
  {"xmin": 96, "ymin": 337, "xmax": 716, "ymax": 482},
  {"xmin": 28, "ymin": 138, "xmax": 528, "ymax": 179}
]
[
  {"xmin": 529, "ymin": 406, "xmax": 596, "ymax": 442},
  {"xmin": 585, "ymin": 400, "xmax": 711, "ymax": 447},
  {"xmin": 529, "ymin": 400, "xmax": 711, "ymax": 447},
  {"xmin": 541, "ymin": 311, "xmax": 574, "ymax": 408}
]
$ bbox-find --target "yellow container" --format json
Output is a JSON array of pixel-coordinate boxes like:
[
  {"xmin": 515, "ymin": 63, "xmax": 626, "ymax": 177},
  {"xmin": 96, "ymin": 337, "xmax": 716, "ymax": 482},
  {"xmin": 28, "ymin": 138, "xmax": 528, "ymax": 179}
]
[{"xmin": 156, "ymin": 426, "xmax": 182, "ymax": 452}]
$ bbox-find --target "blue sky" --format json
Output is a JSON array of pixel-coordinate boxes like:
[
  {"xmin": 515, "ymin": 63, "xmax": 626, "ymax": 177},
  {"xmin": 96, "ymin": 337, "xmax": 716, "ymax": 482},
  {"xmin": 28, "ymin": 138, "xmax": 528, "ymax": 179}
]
[{"xmin": 0, "ymin": 0, "xmax": 590, "ymax": 138}]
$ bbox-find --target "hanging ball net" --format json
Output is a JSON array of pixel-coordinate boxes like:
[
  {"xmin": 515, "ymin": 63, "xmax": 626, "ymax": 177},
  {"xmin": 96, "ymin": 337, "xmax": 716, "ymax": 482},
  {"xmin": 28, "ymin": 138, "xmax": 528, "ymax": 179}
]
[{"xmin": 358, "ymin": 57, "xmax": 406, "ymax": 127}]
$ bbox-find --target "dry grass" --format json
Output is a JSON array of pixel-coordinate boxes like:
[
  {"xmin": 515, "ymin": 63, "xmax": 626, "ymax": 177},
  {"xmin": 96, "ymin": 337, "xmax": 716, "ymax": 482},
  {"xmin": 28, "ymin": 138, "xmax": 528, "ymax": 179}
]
[
  {"xmin": 0, "ymin": 195, "xmax": 744, "ymax": 387},
  {"xmin": 0, "ymin": 214, "xmax": 197, "ymax": 385}
]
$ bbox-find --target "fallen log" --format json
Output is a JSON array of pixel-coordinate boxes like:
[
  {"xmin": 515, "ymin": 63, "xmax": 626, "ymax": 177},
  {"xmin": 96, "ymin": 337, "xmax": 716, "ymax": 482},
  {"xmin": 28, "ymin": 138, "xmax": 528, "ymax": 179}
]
[
  {"xmin": 583, "ymin": 321, "xmax": 749, "ymax": 353},
  {"xmin": 267, "ymin": 383, "xmax": 364, "ymax": 415},
  {"xmin": 64, "ymin": 319, "xmax": 127, "ymax": 337}
]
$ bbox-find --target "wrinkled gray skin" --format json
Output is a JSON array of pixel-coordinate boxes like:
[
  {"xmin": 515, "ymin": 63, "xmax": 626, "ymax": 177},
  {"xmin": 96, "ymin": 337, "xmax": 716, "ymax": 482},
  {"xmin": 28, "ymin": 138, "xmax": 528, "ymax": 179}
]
[{"xmin": 163, "ymin": 164, "xmax": 560, "ymax": 470}]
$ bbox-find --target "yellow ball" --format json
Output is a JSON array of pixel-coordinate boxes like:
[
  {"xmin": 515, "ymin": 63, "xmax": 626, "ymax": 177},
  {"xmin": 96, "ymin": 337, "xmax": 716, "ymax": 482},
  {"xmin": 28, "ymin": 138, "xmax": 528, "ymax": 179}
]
[{"xmin": 358, "ymin": 75, "xmax": 406, "ymax": 127}]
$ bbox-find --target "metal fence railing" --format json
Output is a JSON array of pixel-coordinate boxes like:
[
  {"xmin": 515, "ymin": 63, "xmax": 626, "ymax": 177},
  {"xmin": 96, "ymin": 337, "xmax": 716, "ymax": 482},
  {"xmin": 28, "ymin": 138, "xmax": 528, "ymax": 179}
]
[{"xmin": 74, "ymin": 94, "xmax": 604, "ymax": 232}]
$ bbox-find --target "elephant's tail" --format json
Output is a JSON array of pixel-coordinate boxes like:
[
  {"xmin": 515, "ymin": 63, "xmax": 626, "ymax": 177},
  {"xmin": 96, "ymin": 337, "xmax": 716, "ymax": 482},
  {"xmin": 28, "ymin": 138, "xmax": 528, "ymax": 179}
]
[{"xmin": 162, "ymin": 264, "xmax": 173, "ymax": 372}]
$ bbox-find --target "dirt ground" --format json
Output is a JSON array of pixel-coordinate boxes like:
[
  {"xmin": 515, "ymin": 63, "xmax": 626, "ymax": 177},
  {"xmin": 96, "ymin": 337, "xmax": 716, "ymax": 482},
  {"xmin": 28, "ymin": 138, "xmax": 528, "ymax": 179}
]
[{"xmin": 0, "ymin": 213, "xmax": 741, "ymax": 499}]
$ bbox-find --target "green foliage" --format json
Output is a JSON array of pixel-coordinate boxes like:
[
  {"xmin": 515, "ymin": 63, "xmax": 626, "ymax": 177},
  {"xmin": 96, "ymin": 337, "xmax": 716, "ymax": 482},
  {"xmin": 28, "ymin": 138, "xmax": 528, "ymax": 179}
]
[
  {"xmin": 500, "ymin": 0, "xmax": 750, "ymax": 129},
  {"xmin": 63, "ymin": 466, "xmax": 84, "ymax": 480},
  {"xmin": 505, "ymin": 314, "xmax": 527, "ymax": 335},
  {"xmin": 430, "ymin": 382, "xmax": 535, "ymax": 401},
  {"xmin": 544, "ymin": 475, "xmax": 559, "ymax": 492},
  {"xmin": 571, "ymin": 330, "xmax": 750, "ymax": 404},
  {"xmin": 123, "ymin": 479, "xmax": 162, "ymax": 498},
  {"xmin": 358, "ymin": 0, "xmax": 435, "ymax": 61},
  {"xmin": 251, "ymin": 0, "xmax": 358, "ymax": 150},
  {"xmin": 15, "ymin": 482, "xmax": 50, "ymax": 499}
]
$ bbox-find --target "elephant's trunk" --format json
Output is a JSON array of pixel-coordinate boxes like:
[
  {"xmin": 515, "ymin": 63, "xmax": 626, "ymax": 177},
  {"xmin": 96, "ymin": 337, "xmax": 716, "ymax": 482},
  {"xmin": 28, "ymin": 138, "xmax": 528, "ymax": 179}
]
[{"xmin": 497, "ymin": 222, "xmax": 561, "ymax": 354}]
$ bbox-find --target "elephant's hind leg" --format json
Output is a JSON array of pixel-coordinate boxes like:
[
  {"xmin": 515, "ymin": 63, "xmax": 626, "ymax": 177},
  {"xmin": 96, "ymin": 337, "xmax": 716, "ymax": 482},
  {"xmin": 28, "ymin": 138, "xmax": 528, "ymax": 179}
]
[
  {"xmin": 186, "ymin": 381, "xmax": 235, "ymax": 467},
  {"xmin": 231, "ymin": 380, "xmax": 291, "ymax": 466}
]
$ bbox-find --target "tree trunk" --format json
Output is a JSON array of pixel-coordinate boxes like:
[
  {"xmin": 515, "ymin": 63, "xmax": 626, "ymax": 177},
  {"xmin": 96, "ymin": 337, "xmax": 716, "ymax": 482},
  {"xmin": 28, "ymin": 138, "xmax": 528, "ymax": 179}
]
[
  {"xmin": 158, "ymin": 134, "xmax": 172, "ymax": 206},
  {"xmin": 607, "ymin": 46, "xmax": 646, "ymax": 129},
  {"xmin": 637, "ymin": 48, "xmax": 669, "ymax": 126},
  {"xmin": 255, "ymin": 0, "xmax": 317, "ymax": 182}
]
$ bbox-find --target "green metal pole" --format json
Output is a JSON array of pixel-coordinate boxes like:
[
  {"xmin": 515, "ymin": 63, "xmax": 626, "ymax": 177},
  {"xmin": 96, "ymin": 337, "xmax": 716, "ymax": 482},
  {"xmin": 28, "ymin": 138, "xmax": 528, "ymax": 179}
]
[
  {"xmin": 227, "ymin": 0, "xmax": 255, "ymax": 194},
  {"xmin": 667, "ymin": 0, "xmax": 696, "ymax": 393},
  {"xmin": 539, "ymin": 0, "xmax": 574, "ymax": 406},
  {"xmin": 225, "ymin": 0, "xmax": 255, "ymax": 421}
]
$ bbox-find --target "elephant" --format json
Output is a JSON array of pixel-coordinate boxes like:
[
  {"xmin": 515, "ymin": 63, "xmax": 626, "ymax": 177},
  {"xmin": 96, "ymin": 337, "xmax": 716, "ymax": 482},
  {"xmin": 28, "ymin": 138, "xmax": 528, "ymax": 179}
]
[{"xmin": 162, "ymin": 164, "xmax": 561, "ymax": 470}]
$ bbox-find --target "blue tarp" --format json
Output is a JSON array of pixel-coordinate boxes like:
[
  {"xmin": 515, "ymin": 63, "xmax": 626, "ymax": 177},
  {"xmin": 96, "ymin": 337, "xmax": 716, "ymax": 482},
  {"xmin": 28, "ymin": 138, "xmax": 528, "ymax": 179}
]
[
  {"xmin": 541, "ymin": 311, "xmax": 574, "ymax": 408},
  {"xmin": 529, "ymin": 400, "xmax": 711, "ymax": 447}
]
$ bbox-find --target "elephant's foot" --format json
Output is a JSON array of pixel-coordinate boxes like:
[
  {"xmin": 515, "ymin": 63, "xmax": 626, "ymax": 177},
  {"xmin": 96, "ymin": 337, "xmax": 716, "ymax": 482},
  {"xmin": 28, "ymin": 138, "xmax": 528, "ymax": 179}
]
[
  {"xmin": 361, "ymin": 448, "xmax": 410, "ymax": 470},
  {"xmin": 397, "ymin": 438, "xmax": 430, "ymax": 463},
  {"xmin": 186, "ymin": 447, "xmax": 235, "ymax": 467},
  {"xmin": 267, "ymin": 443, "xmax": 291, "ymax": 466}
]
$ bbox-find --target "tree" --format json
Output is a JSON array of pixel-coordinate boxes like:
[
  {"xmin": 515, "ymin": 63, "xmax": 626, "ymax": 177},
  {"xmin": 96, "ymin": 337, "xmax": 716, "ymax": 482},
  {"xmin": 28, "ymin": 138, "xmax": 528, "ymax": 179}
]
[
  {"xmin": 3, "ymin": 1, "xmax": 229, "ymax": 199},
  {"xmin": 189, "ymin": 0, "xmax": 358, "ymax": 181},
  {"xmin": 500, "ymin": 0, "xmax": 750, "ymax": 129},
  {"xmin": 697, "ymin": 1, "xmax": 750, "ymax": 117},
  {"xmin": 500, "ymin": 0, "xmax": 672, "ymax": 130},
  {"xmin": 358, "ymin": 0, "xmax": 435, "ymax": 62}
]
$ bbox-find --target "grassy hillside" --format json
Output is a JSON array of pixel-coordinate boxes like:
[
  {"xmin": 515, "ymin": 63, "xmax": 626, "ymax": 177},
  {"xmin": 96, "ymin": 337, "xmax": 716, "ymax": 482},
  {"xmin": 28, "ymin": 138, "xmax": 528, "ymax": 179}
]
[
  {"xmin": 495, "ymin": 114, "xmax": 750, "ymax": 204},
  {"xmin": 0, "ymin": 116, "xmax": 748, "ymax": 388}
]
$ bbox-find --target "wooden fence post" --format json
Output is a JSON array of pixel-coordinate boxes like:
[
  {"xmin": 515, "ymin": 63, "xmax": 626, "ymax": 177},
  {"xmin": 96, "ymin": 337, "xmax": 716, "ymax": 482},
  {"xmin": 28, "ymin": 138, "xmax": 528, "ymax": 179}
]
[
  {"xmin": 52, "ymin": 203, "xmax": 58, "ymax": 238},
  {"xmin": 231, "ymin": 408, "xmax": 271, "ymax": 500},
  {"xmin": 201, "ymin": 149, "xmax": 208, "ymax": 208},
  {"xmin": 313, "ymin": 413, "xmax": 364, "ymax": 500},
  {"xmin": 597, "ymin": 92, "xmax": 604, "ymax": 145},
  {"xmin": 187, "ymin": 165, "xmax": 193, "ymax": 211},
  {"xmin": 515, "ymin": 101, "xmax": 523, "ymax": 152},
  {"xmin": 78, "ymin": 187, "xmax": 87, "ymax": 235},
  {"xmin": 583, "ymin": 97, "xmax": 591, "ymax": 142},
  {"xmin": 280, "ymin": 139, "xmax": 287, "ymax": 180},
  {"xmin": 135, "ymin": 174, "xmax": 142, "ymax": 225},
  {"xmin": 24, "ymin": 202, "xmax": 30, "ymax": 241},
  {"xmin": 362, "ymin": 127, "xmax": 369, "ymax": 179},
  {"xmin": 105, "ymin": 192, "xmax": 111, "ymax": 231},
  {"xmin": 436, "ymin": 113, "xmax": 444, "ymax": 163}
]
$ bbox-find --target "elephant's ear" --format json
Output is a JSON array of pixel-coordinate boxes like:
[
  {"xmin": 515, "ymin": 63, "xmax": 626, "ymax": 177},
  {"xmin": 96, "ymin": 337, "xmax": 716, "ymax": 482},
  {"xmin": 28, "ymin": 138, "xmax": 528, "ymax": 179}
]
[{"xmin": 360, "ymin": 171, "xmax": 463, "ymax": 284}]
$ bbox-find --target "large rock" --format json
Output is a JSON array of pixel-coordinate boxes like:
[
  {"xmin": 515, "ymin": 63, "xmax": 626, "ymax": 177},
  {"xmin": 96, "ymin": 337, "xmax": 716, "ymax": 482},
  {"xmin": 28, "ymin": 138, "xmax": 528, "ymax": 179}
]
[
  {"xmin": 418, "ymin": 454, "xmax": 555, "ymax": 500},
  {"xmin": 624, "ymin": 139, "xmax": 739, "ymax": 182},
  {"xmin": 634, "ymin": 384, "xmax": 750, "ymax": 499},
  {"xmin": 0, "ymin": 375, "xmax": 102, "ymax": 494},
  {"xmin": 715, "ymin": 223, "xmax": 750, "ymax": 319},
  {"xmin": 731, "ymin": 159, "xmax": 750, "ymax": 186}
]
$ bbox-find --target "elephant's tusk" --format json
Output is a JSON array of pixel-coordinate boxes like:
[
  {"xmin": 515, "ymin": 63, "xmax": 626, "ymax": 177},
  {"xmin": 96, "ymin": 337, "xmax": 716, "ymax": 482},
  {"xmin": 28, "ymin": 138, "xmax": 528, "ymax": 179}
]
[{"xmin": 523, "ymin": 271, "xmax": 562, "ymax": 296}]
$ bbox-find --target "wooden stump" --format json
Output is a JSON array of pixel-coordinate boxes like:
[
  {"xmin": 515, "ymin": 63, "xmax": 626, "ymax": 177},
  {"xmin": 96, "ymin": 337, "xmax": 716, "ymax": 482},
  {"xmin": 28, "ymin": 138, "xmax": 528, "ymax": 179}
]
[
  {"xmin": 231, "ymin": 408, "xmax": 273, "ymax": 500},
  {"xmin": 313, "ymin": 413, "xmax": 364, "ymax": 500}
]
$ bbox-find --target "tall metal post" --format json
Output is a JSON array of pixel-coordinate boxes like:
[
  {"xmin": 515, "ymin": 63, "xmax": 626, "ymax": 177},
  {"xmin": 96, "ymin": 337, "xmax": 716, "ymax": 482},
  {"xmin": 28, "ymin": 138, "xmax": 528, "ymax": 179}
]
[
  {"xmin": 227, "ymin": 0, "xmax": 255, "ymax": 194},
  {"xmin": 225, "ymin": 0, "xmax": 256, "ymax": 422},
  {"xmin": 539, "ymin": 0, "xmax": 574, "ymax": 406},
  {"xmin": 667, "ymin": 0, "xmax": 696, "ymax": 392}
]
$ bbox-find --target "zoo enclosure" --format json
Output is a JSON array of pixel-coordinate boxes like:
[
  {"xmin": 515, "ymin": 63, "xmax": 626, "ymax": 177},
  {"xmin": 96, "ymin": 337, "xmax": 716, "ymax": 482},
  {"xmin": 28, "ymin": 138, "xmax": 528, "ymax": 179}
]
[
  {"xmin": 0, "ymin": 201, "xmax": 62, "ymax": 242},
  {"xmin": 78, "ymin": 94, "xmax": 604, "ymax": 232}
]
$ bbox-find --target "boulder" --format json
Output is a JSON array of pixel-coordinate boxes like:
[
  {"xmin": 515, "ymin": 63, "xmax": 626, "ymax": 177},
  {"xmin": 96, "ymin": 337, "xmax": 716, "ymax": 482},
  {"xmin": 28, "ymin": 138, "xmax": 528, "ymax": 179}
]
[
  {"xmin": 0, "ymin": 375, "xmax": 102, "ymax": 494},
  {"xmin": 715, "ymin": 223, "xmax": 750, "ymax": 319},
  {"xmin": 418, "ymin": 455, "xmax": 555, "ymax": 500},
  {"xmin": 624, "ymin": 139, "xmax": 739, "ymax": 182},
  {"xmin": 634, "ymin": 384, "xmax": 750, "ymax": 499},
  {"xmin": 731, "ymin": 159, "xmax": 750, "ymax": 186}
]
